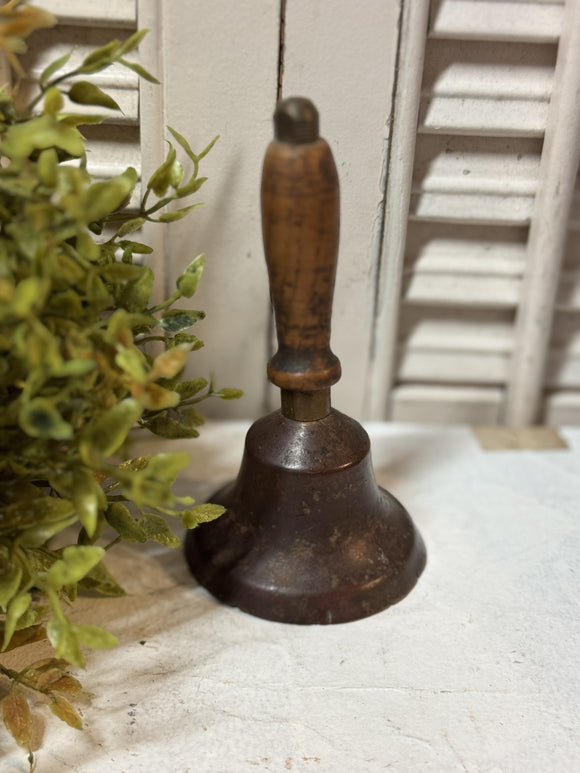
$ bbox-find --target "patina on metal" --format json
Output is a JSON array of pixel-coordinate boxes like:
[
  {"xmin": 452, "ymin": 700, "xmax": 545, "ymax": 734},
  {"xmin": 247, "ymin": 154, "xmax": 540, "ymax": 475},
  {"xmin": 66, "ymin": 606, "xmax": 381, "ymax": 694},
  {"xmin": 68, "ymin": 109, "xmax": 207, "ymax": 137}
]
[{"xmin": 185, "ymin": 97, "xmax": 426, "ymax": 624}]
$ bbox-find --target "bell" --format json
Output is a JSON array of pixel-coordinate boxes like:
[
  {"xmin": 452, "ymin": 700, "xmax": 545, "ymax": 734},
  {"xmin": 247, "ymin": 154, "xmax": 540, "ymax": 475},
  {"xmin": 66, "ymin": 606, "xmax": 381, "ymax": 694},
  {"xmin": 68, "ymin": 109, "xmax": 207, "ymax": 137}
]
[{"xmin": 185, "ymin": 97, "xmax": 426, "ymax": 624}]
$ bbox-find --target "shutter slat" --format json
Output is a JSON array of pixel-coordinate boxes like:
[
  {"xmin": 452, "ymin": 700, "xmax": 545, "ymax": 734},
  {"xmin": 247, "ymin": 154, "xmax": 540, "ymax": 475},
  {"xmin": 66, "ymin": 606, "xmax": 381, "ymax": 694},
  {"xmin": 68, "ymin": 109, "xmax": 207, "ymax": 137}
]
[
  {"xmin": 419, "ymin": 39, "xmax": 555, "ymax": 136},
  {"xmin": 543, "ymin": 391, "xmax": 580, "ymax": 425},
  {"xmin": 397, "ymin": 349, "xmax": 509, "ymax": 384},
  {"xmin": 408, "ymin": 193, "xmax": 534, "ymax": 225},
  {"xmin": 429, "ymin": 0, "xmax": 564, "ymax": 43},
  {"xmin": 40, "ymin": 0, "xmax": 136, "ymax": 28},
  {"xmin": 410, "ymin": 134, "xmax": 541, "ymax": 223},
  {"xmin": 391, "ymin": 384, "xmax": 502, "ymax": 424},
  {"xmin": 546, "ymin": 351, "xmax": 580, "ymax": 388},
  {"xmin": 403, "ymin": 273, "xmax": 521, "ymax": 306},
  {"xmin": 399, "ymin": 308, "xmax": 515, "ymax": 351},
  {"xmin": 420, "ymin": 97, "xmax": 548, "ymax": 138}
]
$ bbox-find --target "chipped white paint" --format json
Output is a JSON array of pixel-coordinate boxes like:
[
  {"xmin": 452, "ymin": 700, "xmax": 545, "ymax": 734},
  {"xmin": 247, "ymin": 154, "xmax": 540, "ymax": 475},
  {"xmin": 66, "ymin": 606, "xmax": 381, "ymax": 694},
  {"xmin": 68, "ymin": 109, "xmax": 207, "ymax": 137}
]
[{"xmin": 1, "ymin": 422, "xmax": 579, "ymax": 771}]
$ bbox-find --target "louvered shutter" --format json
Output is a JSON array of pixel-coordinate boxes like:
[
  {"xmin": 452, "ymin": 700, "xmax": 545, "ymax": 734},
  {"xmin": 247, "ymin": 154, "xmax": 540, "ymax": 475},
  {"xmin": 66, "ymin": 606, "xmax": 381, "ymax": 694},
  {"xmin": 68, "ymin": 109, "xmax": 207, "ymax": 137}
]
[
  {"xmin": 382, "ymin": 0, "xmax": 580, "ymax": 425},
  {"xmin": 18, "ymin": 1, "xmax": 141, "ymax": 209}
]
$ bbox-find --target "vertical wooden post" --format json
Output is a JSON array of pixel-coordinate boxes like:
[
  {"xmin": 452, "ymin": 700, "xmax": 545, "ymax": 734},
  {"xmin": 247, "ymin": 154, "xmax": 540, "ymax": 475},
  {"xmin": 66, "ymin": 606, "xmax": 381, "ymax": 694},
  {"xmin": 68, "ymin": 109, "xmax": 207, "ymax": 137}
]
[
  {"xmin": 365, "ymin": 0, "xmax": 431, "ymax": 420},
  {"xmin": 505, "ymin": 0, "xmax": 580, "ymax": 425}
]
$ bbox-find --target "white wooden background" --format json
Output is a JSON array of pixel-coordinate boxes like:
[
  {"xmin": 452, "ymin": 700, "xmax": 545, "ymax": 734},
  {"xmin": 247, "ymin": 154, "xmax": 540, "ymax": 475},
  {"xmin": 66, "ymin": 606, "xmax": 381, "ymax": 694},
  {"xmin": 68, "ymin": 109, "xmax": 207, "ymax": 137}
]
[{"xmin": 25, "ymin": 0, "xmax": 580, "ymax": 425}]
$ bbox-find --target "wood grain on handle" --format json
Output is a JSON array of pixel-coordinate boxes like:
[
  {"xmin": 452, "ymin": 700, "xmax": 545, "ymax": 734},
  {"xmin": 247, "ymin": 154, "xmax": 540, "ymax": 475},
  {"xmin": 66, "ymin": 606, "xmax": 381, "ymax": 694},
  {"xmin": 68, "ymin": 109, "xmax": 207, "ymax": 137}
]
[{"xmin": 261, "ymin": 98, "xmax": 341, "ymax": 393}]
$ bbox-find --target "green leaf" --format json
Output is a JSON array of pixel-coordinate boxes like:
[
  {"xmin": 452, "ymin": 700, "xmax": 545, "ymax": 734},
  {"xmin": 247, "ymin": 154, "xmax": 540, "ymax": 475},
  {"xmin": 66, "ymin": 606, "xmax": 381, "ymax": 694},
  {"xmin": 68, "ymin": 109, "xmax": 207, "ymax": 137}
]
[
  {"xmin": 180, "ymin": 503, "xmax": 225, "ymax": 529},
  {"xmin": 59, "ymin": 112, "xmax": 106, "ymax": 127},
  {"xmin": 118, "ymin": 58, "xmax": 160, "ymax": 84},
  {"xmin": 171, "ymin": 332, "xmax": 204, "ymax": 350},
  {"xmin": 118, "ymin": 239, "xmax": 153, "ymax": 255},
  {"xmin": 78, "ymin": 40, "xmax": 120, "ymax": 73},
  {"xmin": 159, "ymin": 309, "xmax": 205, "ymax": 333},
  {"xmin": 119, "ymin": 28, "xmax": 149, "ymax": 56},
  {"xmin": 176, "ymin": 254, "xmax": 205, "ymax": 298},
  {"xmin": 3, "ymin": 593, "xmax": 32, "ymax": 651},
  {"xmin": 18, "ymin": 398, "xmax": 73, "ymax": 440},
  {"xmin": 147, "ymin": 143, "xmax": 177, "ymax": 197},
  {"xmin": 38, "ymin": 147, "xmax": 58, "ymax": 187},
  {"xmin": 72, "ymin": 469, "xmax": 102, "ymax": 537},
  {"xmin": 11, "ymin": 276, "xmax": 51, "ymax": 316},
  {"xmin": 144, "ymin": 415, "xmax": 200, "ymax": 440},
  {"xmin": 100, "ymin": 263, "xmax": 145, "ymax": 283},
  {"xmin": 40, "ymin": 49, "xmax": 73, "ymax": 84},
  {"xmin": 215, "ymin": 388, "xmax": 244, "ymax": 400},
  {"xmin": 49, "ymin": 695, "xmax": 83, "ymax": 730},
  {"xmin": 117, "ymin": 456, "xmax": 153, "ymax": 473},
  {"xmin": 120, "ymin": 265, "xmax": 154, "ymax": 312},
  {"xmin": 116, "ymin": 216, "xmax": 146, "ymax": 237},
  {"xmin": 183, "ymin": 407, "xmax": 205, "ymax": 428},
  {"xmin": 176, "ymin": 175, "xmax": 206, "ymax": 198},
  {"xmin": 47, "ymin": 617, "xmax": 84, "ymax": 667},
  {"xmin": 0, "ymin": 561, "xmax": 22, "ymax": 609},
  {"xmin": 157, "ymin": 203, "xmax": 203, "ymax": 223},
  {"xmin": 105, "ymin": 503, "xmax": 147, "ymax": 543},
  {"xmin": 115, "ymin": 345, "xmax": 147, "ymax": 382},
  {"xmin": 46, "ymin": 546, "xmax": 105, "ymax": 589},
  {"xmin": 2, "ymin": 114, "xmax": 84, "ymax": 160},
  {"xmin": 80, "ymin": 398, "xmax": 142, "ymax": 463},
  {"xmin": 78, "ymin": 560, "xmax": 126, "ymax": 597},
  {"xmin": 144, "ymin": 452, "xmax": 190, "ymax": 484},
  {"xmin": 69, "ymin": 81, "xmax": 121, "ymax": 111},
  {"xmin": 139, "ymin": 513, "xmax": 180, "ymax": 547},
  {"xmin": 44, "ymin": 86, "xmax": 64, "ymax": 115},
  {"xmin": 167, "ymin": 126, "xmax": 197, "ymax": 163},
  {"xmin": 176, "ymin": 377, "xmax": 208, "ymax": 399},
  {"xmin": 83, "ymin": 167, "xmax": 137, "ymax": 221},
  {"xmin": 17, "ymin": 517, "xmax": 77, "ymax": 549}
]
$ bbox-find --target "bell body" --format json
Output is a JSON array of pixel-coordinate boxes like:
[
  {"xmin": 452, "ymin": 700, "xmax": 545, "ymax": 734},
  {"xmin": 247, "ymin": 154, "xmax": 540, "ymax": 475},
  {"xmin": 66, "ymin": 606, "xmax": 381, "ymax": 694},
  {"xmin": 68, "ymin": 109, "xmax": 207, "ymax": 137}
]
[{"xmin": 185, "ymin": 409, "xmax": 426, "ymax": 624}]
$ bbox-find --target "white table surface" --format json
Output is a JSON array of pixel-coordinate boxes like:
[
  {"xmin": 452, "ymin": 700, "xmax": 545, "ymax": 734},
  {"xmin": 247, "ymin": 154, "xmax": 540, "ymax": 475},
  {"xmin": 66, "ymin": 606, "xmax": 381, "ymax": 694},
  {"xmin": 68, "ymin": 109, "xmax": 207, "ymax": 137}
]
[{"xmin": 1, "ymin": 423, "xmax": 579, "ymax": 773}]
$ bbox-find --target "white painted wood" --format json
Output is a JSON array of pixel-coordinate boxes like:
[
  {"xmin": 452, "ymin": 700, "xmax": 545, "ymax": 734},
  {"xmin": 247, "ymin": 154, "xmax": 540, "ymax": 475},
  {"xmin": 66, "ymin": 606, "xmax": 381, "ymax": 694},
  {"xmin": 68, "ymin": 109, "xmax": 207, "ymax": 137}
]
[
  {"xmin": 543, "ymin": 390, "xmax": 580, "ymax": 424},
  {"xmin": 429, "ymin": 0, "xmax": 564, "ymax": 43},
  {"xmin": 390, "ymin": 384, "xmax": 502, "ymax": 422},
  {"xmin": 365, "ymin": 0, "xmax": 431, "ymax": 420},
  {"xmin": 403, "ymin": 272, "xmax": 522, "ymax": 307},
  {"xmin": 279, "ymin": 0, "xmax": 402, "ymax": 420},
  {"xmin": 419, "ymin": 39, "xmax": 556, "ymax": 136},
  {"xmin": 505, "ymin": 0, "xmax": 580, "ymax": 424},
  {"xmin": 399, "ymin": 307, "xmax": 515, "ymax": 352},
  {"xmin": 40, "ymin": 0, "xmax": 136, "ymax": 27},
  {"xmin": 137, "ymin": 0, "xmax": 168, "ymax": 304},
  {"xmin": 397, "ymin": 348, "xmax": 509, "ymax": 384},
  {"xmin": 405, "ymin": 221, "xmax": 527, "ymax": 273},
  {"xmin": 161, "ymin": 0, "xmax": 281, "ymax": 419}
]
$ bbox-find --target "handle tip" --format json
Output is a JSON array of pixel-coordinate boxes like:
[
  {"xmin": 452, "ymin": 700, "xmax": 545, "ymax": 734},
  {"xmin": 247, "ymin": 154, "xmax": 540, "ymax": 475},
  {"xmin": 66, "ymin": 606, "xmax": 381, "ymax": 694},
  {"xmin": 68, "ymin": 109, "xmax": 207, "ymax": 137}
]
[{"xmin": 274, "ymin": 97, "xmax": 319, "ymax": 144}]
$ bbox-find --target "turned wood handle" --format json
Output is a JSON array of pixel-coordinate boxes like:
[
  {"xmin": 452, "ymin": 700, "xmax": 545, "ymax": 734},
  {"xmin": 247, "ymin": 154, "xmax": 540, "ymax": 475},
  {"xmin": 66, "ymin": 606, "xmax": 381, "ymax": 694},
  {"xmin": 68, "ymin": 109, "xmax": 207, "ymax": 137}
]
[{"xmin": 261, "ymin": 97, "xmax": 341, "ymax": 393}]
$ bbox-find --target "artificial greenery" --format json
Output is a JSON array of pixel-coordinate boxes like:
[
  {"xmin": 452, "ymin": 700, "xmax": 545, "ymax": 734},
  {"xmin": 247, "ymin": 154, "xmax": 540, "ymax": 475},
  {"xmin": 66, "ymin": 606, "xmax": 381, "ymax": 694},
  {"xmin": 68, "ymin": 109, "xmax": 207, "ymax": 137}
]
[{"xmin": 0, "ymin": 2, "xmax": 240, "ymax": 764}]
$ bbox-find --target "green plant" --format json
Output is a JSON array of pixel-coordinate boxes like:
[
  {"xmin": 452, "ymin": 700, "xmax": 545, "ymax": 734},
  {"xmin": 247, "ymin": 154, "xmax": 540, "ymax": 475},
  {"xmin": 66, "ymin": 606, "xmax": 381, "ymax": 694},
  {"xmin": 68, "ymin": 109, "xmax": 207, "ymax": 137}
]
[{"xmin": 0, "ymin": 2, "xmax": 240, "ymax": 764}]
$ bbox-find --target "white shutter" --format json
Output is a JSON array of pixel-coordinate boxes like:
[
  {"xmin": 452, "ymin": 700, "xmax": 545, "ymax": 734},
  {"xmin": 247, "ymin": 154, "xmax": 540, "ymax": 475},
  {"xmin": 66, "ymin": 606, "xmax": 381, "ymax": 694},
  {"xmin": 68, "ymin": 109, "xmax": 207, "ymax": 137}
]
[
  {"xmin": 383, "ymin": 0, "xmax": 580, "ymax": 424},
  {"xmin": 18, "ymin": 2, "xmax": 141, "ymax": 208}
]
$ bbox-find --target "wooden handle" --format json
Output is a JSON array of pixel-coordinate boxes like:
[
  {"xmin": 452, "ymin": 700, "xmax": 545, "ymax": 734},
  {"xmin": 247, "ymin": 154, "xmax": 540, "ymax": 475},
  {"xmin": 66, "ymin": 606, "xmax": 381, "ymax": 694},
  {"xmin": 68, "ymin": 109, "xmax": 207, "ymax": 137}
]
[{"xmin": 261, "ymin": 97, "xmax": 341, "ymax": 394}]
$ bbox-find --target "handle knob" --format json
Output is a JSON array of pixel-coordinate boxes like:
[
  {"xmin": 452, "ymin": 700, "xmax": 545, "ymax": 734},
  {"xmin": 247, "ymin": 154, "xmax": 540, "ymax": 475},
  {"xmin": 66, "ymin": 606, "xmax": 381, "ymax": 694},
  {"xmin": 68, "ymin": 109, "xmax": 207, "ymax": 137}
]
[{"xmin": 261, "ymin": 97, "xmax": 341, "ymax": 420}]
